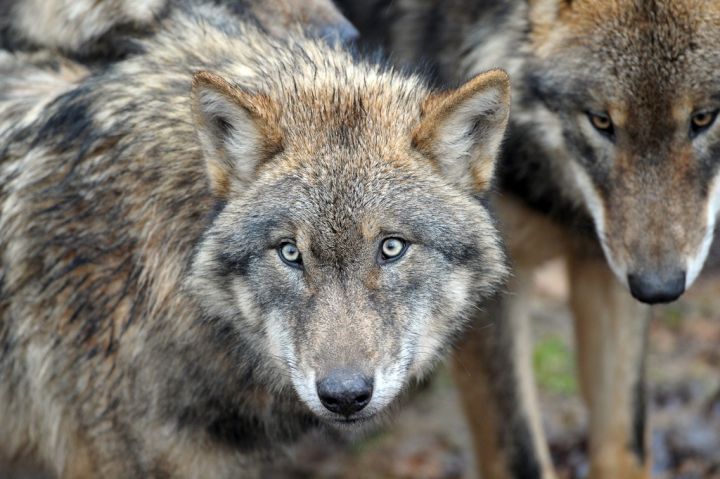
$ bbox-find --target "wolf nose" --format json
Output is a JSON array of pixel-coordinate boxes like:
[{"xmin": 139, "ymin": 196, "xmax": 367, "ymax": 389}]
[
  {"xmin": 627, "ymin": 270, "xmax": 686, "ymax": 304},
  {"xmin": 316, "ymin": 369, "xmax": 373, "ymax": 416}
]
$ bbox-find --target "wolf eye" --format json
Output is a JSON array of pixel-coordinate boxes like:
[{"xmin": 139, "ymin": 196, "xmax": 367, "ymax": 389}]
[
  {"xmin": 587, "ymin": 111, "xmax": 614, "ymax": 137},
  {"xmin": 379, "ymin": 237, "xmax": 408, "ymax": 264},
  {"xmin": 690, "ymin": 110, "xmax": 718, "ymax": 136},
  {"xmin": 278, "ymin": 242, "xmax": 303, "ymax": 269}
]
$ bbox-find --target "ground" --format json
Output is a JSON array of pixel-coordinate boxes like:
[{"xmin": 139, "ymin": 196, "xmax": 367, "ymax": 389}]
[{"xmin": 273, "ymin": 260, "xmax": 720, "ymax": 479}]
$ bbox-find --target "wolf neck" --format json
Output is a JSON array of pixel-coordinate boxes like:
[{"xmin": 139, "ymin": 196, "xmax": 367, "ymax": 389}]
[
  {"xmin": 449, "ymin": 0, "xmax": 596, "ymax": 236},
  {"xmin": 143, "ymin": 309, "xmax": 320, "ymax": 451},
  {"xmin": 499, "ymin": 123, "xmax": 594, "ymax": 234}
]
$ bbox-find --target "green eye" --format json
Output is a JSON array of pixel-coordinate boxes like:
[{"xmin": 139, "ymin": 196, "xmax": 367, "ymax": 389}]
[
  {"xmin": 379, "ymin": 237, "xmax": 408, "ymax": 263},
  {"xmin": 278, "ymin": 242, "xmax": 302, "ymax": 268}
]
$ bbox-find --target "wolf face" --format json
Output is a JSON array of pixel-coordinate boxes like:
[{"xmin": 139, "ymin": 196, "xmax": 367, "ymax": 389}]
[
  {"xmin": 189, "ymin": 69, "xmax": 510, "ymax": 425},
  {"xmin": 526, "ymin": 0, "xmax": 720, "ymax": 303}
]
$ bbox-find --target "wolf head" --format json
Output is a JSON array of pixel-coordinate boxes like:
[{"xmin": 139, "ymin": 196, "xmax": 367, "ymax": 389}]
[
  {"xmin": 526, "ymin": 0, "xmax": 720, "ymax": 303},
  {"xmin": 187, "ymin": 64, "xmax": 509, "ymax": 425}
]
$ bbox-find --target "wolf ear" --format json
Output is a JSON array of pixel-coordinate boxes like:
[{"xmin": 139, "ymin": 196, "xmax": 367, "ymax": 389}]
[
  {"xmin": 413, "ymin": 69, "xmax": 510, "ymax": 192},
  {"xmin": 191, "ymin": 71, "xmax": 283, "ymax": 198}
]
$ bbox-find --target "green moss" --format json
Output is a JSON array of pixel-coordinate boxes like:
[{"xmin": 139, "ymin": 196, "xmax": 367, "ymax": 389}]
[
  {"xmin": 533, "ymin": 336, "xmax": 577, "ymax": 395},
  {"xmin": 659, "ymin": 304, "xmax": 685, "ymax": 331}
]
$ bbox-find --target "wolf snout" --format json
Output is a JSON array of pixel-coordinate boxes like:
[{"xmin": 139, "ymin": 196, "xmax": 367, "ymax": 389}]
[
  {"xmin": 316, "ymin": 369, "xmax": 373, "ymax": 416},
  {"xmin": 627, "ymin": 269, "xmax": 686, "ymax": 304}
]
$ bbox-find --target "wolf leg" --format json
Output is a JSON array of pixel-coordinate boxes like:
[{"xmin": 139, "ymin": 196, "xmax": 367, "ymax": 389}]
[
  {"xmin": 452, "ymin": 272, "xmax": 556, "ymax": 479},
  {"xmin": 568, "ymin": 254, "xmax": 650, "ymax": 479}
]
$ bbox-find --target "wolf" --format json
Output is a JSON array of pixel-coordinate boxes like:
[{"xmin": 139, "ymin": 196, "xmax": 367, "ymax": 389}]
[
  {"xmin": 0, "ymin": 0, "xmax": 358, "ymax": 61},
  {"xmin": 0, "ymin": 50, "xmax": 90, "ymax": 137},
  {"xmin": 338, "ymin": 0, "xmax": 720, "ymax": 477},
  {"xmin": 0, "ymin": 2, "xmax": 512, "ymax": 477}
]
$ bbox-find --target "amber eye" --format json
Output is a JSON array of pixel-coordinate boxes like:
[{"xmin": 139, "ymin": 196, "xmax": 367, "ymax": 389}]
[
  {"xmin": 587, "ymin": 111, "xmax": 614, "ymax": 137},
  {"xmin": 690, "ymin": 110, "xmax": 718, "ymax": 135},
  {"xmin": 378, "ymin": 237, "xmax": 408, "ymax": 264}
]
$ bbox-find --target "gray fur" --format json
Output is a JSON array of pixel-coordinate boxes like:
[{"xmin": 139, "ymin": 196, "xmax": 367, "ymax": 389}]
[
  {"xmin": 0, "ymin": 0, "xmax": 357, "ymax": 61},
  {"xmin": 0, "ymin": 3, "xmax": 509, "ymax": 477}
]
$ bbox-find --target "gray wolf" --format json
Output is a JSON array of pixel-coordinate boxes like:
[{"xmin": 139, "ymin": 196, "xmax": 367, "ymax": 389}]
[{"xmin": 0, "ymin": 2, "xmax": 511, "ymax": 477}]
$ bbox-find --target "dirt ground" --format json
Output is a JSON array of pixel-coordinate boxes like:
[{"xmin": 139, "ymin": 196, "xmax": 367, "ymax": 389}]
[{"xmin": 273, "ymin": 260, "xmax": 720, "ymax": 479}]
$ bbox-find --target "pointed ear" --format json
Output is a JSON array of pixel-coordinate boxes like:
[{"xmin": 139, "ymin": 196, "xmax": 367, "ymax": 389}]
[
  {"xmin": 413, "ymin": 69, "xmax": 510, "ymax": 192},
  {"xmin": 191, "ymin": 71, "xmax": 283, "ymax": 198}
]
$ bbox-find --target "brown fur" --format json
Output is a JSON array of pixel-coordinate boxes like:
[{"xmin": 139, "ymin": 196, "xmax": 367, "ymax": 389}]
[{"xmin": 0, "ymin": 3, "xmax": 511, "ymax": 477}]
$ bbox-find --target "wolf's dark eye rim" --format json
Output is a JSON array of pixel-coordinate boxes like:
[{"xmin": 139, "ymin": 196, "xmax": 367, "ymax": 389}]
[
  {"xmin": 278, "ymin": 241, "xmax": 303, "ymax": 269},
  {"xmin": 378, "ymin": 237, "xmax": 409, "ymax": 264},
  {"xmin": 586, "ymin": 111, "xmax": 614, "ymax": 137},
  {"xmin": 690, "ymin": 109, "xmax": 719, "ymax": 135}
]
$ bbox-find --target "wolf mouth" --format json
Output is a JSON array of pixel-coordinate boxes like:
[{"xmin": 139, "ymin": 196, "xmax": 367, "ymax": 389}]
[
  {"xmin": 328, "ymin": 414, "xmax": 378, "ymax": 429},
  {"xmin": 334, "ymin": 416, "xmax": 368, "ymax": 424}
]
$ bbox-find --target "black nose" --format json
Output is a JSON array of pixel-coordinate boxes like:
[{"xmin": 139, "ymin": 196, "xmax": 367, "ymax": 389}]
[
  {"xmin": 627, "ymin": 270, "xmax": 686, "ymax": 304},
  {"xmin": 316, "ymin": 369, "xmax": 373, "ymax": 416}
]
